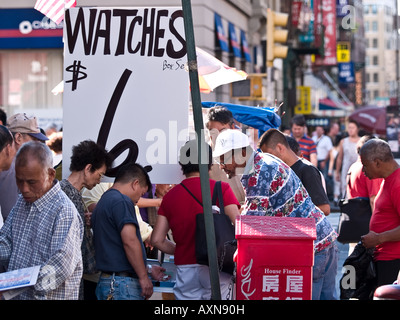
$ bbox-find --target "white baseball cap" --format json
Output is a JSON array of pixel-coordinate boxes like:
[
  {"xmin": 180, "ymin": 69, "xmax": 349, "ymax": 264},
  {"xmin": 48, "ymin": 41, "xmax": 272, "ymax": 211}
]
[{"xmin": 213, "ymin": 129, "xmax": 250, "ymax": 157}]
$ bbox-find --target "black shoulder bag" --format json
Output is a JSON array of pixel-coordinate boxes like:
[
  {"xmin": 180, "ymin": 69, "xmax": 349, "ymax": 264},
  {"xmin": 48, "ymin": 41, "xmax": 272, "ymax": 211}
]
[
  {"xmin": 337, "ymin": 173, "xmax": 373, "ymax": 243},
  {"xmin": 180, "ymin": 181, "xmax": 236, "ymax": 275}
]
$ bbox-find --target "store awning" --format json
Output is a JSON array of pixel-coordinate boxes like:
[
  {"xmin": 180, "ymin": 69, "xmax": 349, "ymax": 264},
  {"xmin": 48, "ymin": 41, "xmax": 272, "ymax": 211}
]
[
  {"xmin": 318, "ymin": 98, "xmax": 341, "ymax": 110},
  {"xmin": 316, "ymin": 97, "xmax": 353, "ymax": 117}
]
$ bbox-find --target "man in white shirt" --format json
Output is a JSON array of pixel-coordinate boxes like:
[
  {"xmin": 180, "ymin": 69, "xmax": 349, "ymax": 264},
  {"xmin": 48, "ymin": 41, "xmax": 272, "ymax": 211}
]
[{"xmin": 313, "ymin": 126, "xmax": 333, "ymax": 173}]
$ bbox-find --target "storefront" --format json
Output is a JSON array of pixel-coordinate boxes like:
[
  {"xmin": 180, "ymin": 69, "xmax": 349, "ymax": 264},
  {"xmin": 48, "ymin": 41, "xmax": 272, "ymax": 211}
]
[{"xmin": 0, "ymin": 8, "xmax": 63, "ymax": 128}]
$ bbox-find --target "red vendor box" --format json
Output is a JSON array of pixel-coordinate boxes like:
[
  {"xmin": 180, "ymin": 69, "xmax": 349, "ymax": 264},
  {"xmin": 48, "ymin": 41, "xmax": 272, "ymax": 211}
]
[{"xmin": 235, "ymin": 215, "xmax": 316, "ymax": 300}]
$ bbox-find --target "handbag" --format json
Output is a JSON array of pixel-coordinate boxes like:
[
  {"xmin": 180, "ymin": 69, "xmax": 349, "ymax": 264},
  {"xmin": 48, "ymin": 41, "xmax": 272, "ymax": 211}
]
[
  {"xmin": 340, "ymin": 241, "xmax": 376, "ymax": 300},
  {"xmin": 337, "ymin": 197, "xmax": 372, "ymax": 243},
  {"xmin": 337, "ymin": 173, "xmax": 372, "ymax": 244},
  {"xmin": 180, "ymin": 181, "xmax": 236, "ymax": 275}
]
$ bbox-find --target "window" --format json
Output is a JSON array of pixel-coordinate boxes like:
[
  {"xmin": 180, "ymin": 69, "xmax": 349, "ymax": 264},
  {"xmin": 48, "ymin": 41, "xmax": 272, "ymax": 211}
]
[
  {"xmin": 0, "ymin": 49, "xmax": 63, "ymax": 115},
  {"xmin": 372, "ymin": 38, "xmax": 378, "ymax": 48},
  {"xmin": 364, "ymin": 21, "xmax": 369, "ymax": 32},
  {"xmin": 373, "ymin": 56, "xmax": 378, "ymax": 65},
  {"xmin": 372, "ymin": 21, "xmax": 378, "ymax": 32},
  {"xmin": 373, "ymin": 73, "xmax": 378, "ymax": 82}
]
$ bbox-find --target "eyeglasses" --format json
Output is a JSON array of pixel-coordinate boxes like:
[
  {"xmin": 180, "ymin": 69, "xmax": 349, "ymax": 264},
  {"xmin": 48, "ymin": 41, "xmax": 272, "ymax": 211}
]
[
  {"xmin": 94, "ymin": 169, "xmax": 105, "ymax": 179},
  {"xmin": 215, "ymin": 152, "xmax": 233, "ymax": 167}
]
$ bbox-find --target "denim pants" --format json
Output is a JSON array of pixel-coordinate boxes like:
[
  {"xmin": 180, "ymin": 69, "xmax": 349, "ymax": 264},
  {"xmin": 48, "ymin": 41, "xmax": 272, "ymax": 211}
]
[
  {"xmin": 96, "ymin": 273, "xmax": 145, "ymax": 300},
  {"xmin": 312, "ymin": 242, "xmax": 338, "ymax": 300}
]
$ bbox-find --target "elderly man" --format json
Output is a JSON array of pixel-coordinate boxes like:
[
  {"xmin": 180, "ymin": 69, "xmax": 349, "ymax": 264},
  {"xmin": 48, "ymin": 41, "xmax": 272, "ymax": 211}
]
[
  {"xmin": 360, "ymin": 139, "xmax": 400, "ymax": 287},
  {"xmin": 213, "ymin": 129, "xmax": 338, "ymax": 300},
  {"xmin": 0, "ymin": 141, "xmax": 83, "ymax": 299}
]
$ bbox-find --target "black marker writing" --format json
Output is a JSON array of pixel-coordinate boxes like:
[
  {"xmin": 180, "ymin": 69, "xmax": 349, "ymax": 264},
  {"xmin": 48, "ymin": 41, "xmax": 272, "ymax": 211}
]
[
  {"xmin": 97, "ymin": 68, "xmax": 139, "ymax": 177},
  {"xmin": 65, "ymin": 7, "xmax": 186, "ymax": 58},
  {"xmin": 65, "ymin": 60, "xmax": 87, "ymax": 91}
]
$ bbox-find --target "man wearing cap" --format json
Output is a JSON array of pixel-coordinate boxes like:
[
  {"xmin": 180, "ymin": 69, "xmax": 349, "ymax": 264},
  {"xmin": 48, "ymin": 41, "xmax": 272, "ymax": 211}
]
[
  {"xmin": 206, "ymin": 106, "xmax": 246, "ymax": 207},
  {"xmin": 0, "ymin": 113, "xmax": 48, "ymax": 221},
  {"xmin": 213, "ymin": 129, "xmax": 338, "ymax": 300}
]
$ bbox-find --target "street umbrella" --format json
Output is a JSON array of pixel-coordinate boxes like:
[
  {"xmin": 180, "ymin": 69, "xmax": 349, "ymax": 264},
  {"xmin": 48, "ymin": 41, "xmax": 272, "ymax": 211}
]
[
  {"xmin": 196, "ymin": 47, "xmax": 248, "ymax": 93},
  {"xmin": 348, "ymin": 105, "xmax": 386, "ymax": 135},
  {"xmin": 202, "ymin": 101, "xmax": 281, "ymax": 135}
]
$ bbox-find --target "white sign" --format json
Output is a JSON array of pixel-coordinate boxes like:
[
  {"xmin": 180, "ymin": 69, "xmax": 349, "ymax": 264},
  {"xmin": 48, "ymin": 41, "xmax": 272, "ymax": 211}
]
[{"xmin": 63, "ymin": 7, "xmax": 189, "ymax": 183}]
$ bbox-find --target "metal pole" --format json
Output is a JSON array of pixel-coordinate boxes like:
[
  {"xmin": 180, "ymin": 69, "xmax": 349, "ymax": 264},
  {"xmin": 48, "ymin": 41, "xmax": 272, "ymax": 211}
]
[
  {"xmin": 267, "ymin": 65, "xmax": 273, "ymax": 106},
  {"xmin": 181, "ymin": 0, "xmax": 221, "ymax": 300}
]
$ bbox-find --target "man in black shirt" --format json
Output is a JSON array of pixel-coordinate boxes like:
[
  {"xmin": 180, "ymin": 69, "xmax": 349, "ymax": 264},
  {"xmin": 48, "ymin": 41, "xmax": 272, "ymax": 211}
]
[{"xmin": 259, "ymin": 129, "xmax": 330, "ymax": 216}]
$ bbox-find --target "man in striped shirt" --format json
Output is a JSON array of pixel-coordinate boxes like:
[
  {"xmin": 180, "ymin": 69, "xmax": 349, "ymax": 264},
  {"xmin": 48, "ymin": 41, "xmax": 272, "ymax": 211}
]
[
  {"xmin": 0, "ymin": 141, "xmax": 83, "ymax": 300},
  {"xmin": 290, "ymin": 115, "xmax": 317, "ymax": 167}
]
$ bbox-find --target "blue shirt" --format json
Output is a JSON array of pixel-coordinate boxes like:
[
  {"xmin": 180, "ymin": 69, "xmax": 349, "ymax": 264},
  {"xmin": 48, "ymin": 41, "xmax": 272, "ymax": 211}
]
[
  {"xmin": 241, "ymin": 151, "xmax": 337, "ymax": 252},
  {"xmin": 91, "ymin": 188, "xmax": 146, "ymax": 275}
]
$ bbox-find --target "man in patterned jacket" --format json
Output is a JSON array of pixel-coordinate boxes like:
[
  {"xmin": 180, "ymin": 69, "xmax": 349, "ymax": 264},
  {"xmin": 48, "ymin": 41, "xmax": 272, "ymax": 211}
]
[{"xmin": 213, "ymin": 129, "xmax": 338, "ymax": 300}]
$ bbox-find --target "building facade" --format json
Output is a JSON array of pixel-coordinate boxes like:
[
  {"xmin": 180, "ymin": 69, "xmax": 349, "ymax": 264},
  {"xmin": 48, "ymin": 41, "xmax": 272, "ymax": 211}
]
[
  {"xmin": 0, "ymin": 0, "xmax": 288, "ymax": 130},
  {"xmin": 364, "ymin": 0, "xmax": 398, "ymax": 106}
]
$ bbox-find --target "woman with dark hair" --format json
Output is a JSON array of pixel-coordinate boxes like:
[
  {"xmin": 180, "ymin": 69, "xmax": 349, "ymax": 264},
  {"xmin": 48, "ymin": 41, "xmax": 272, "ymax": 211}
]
[
  {"xmin": 151, "ymin": 139, "xmax": 240, "ymax": 300},
  {"xmin": 60, "ymin": 139, "xmax": 113, "ymax": 300},
  {"xmin": 0, "ymin": 125, "xmax": 15, "ymax": 228},
  {"xmin": 0, "ymin": 125, "xmax": 15, "ymax": 173}
]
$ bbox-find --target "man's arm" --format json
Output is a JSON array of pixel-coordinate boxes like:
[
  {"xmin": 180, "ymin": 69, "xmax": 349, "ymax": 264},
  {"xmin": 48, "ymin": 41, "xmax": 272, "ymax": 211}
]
[
  {"xmin": 34, "ymin": 208, "xmax": 83, "ymax": 298},
  {"xmin": 335, "ymin": 140, "xmax": 344, "ymax": 182},
  {"xmin": 120, "ymin": 223, "xmax": 153, "ymax": 299},
  {"xmin": 151, "ymin": 215, "xmax": 176, "ymax": 254},
  {"xmin": 310, "ymin": 152, "xmax": 318, "ymax": 167},
  {"xmin": 362, "ymin": 226, "xmax": 400, "ymax": 248},
  {"xmin": 317, "ymin": 203, "xmax": 331, "ymax": 216},
  {"xmin": 295, "ymin": 163, "xmax": 330, "ymax": 216},
  {"xmin": 0, "ymin": 214, "xmax": 12, "ymax": 267}
]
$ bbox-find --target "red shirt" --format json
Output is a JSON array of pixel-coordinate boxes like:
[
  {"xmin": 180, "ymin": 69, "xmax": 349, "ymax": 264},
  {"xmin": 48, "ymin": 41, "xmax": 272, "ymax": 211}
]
[
  {"xmin": 347, "ymin": 159, "xmax": 383, "ymax": 199},
  {"xmin": 158, "ymin": 177, "xmax": 240, "ymax": 265},
  {"xmin": 298, "ymin": 135, "xmax": 316, "ymax": 161},
  {"xmin": 370, "ymin": 168, "xmax": 400, "ymax": 261}
]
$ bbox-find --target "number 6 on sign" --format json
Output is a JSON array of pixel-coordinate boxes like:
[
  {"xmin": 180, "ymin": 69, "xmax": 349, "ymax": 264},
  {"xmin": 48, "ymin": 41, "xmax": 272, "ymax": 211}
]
[{"xmin": 96, "ymin": 69, "xmax": 139, "ymax": 177}]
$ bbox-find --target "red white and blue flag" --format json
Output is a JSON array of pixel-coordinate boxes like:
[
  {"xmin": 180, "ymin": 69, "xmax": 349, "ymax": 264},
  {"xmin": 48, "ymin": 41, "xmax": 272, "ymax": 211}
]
[{"xmin": 34, "ymin": 0, "xmax": 76, "ymax": 25}]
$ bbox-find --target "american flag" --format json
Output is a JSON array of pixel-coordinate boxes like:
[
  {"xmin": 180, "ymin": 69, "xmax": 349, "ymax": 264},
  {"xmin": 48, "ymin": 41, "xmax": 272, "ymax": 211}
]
[{"xmin": 34, "ymin": 0, "xmax": 77, "ymax": 25}]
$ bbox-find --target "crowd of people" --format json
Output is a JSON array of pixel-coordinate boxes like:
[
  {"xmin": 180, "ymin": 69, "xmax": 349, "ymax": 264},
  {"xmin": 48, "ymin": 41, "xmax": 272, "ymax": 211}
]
[{"xmin": 0, "ymin": 105, "xmax": 399, "ymax": 300}]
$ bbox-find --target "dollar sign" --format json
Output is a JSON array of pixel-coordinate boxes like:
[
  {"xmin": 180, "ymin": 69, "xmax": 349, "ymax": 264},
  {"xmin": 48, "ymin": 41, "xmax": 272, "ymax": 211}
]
[{"xmin": 65, "ymin": 60, "xmax": 87, "ymax": 91}]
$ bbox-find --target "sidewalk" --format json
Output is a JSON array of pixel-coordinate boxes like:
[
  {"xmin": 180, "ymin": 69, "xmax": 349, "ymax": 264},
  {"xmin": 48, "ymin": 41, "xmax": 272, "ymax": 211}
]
[{"xmin": 326, "ymin": 210, "xmax": 349, "ymax": 298}]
